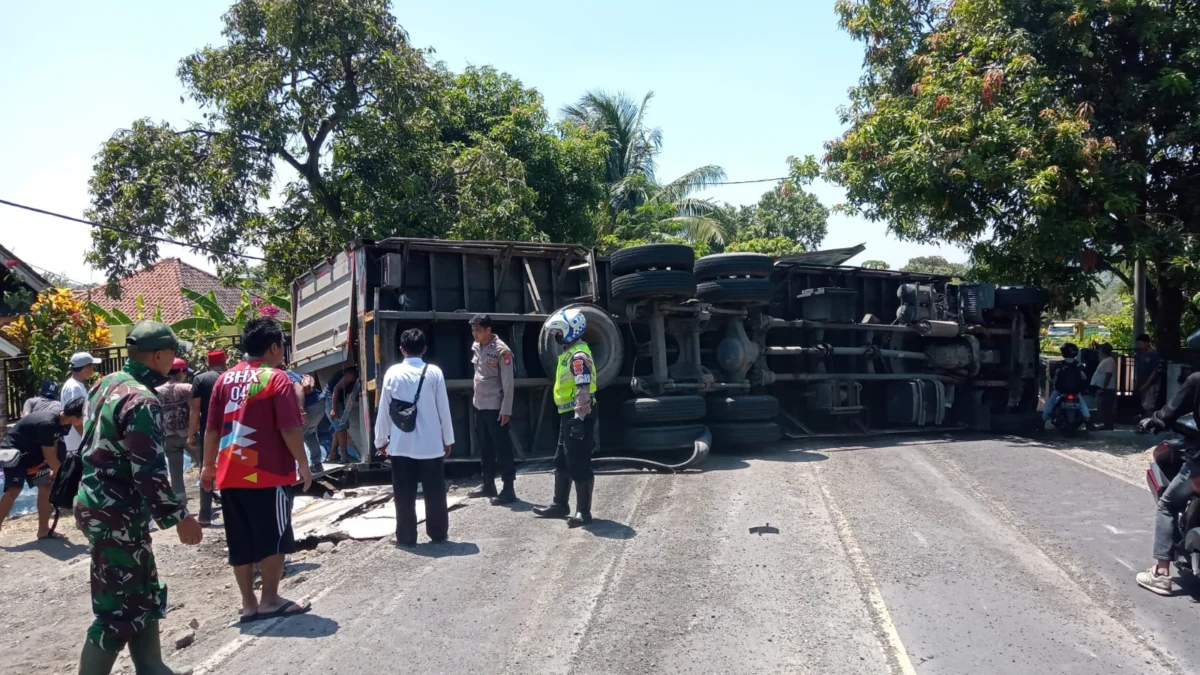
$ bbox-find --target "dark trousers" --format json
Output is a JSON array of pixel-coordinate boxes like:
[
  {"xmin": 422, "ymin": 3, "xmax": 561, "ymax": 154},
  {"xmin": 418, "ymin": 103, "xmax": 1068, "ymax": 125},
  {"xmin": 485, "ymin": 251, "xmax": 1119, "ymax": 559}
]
[
  {"xmin": 1097, "ymin": 389, "xmax": 1118, "ymax": 428},
  {"xmin": 554, "ymin": 414, "xmax": 595, "ymax": 482},
  {"xmin": 390, "ymin": 456, "xmax": 448, "ymax": 545},
  {"xmin": 475, "ymin": 408, "xmax": 516, "ymax": 483}
]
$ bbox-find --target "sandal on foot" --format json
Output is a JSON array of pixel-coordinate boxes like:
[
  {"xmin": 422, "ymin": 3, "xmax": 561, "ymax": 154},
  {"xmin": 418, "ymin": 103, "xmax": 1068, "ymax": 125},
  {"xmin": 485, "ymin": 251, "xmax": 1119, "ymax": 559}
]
[{"xmin": 259, "ymin": 600, "xmax": 312, "ymax": 620}]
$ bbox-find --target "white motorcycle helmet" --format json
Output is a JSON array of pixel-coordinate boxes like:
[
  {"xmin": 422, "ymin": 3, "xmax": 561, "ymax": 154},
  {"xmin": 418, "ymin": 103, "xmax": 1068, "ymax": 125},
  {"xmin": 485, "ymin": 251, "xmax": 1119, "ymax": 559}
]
[{"xmin": 544, "ymin": 307, "xmax": 588, "ymax": 345}]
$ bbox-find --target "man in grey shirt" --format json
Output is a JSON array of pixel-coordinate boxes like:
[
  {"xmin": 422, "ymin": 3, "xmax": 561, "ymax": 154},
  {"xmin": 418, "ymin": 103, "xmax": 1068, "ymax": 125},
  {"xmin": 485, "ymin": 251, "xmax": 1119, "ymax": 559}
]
[{"xmin": 467, "ymin": 314, "xmax": 517, "ymax": 505}]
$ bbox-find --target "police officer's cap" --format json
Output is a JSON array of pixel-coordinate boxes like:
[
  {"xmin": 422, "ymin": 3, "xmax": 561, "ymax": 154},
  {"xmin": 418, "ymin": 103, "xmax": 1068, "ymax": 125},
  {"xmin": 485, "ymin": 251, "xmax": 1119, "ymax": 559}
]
[
  {"xmin": 469, "ymin": 313, "xmax": 493, "ymax": 328},
  {"xmin": 127, "ymin": 320, "xmax": 192, "ymax": 357}
]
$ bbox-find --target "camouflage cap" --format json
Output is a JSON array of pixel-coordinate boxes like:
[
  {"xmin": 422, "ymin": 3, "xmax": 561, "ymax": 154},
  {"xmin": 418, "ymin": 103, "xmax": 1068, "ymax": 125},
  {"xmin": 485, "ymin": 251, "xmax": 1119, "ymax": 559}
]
[{"xmin": 127, "ymin": 321, "xmax": 191, "ymax": 356}]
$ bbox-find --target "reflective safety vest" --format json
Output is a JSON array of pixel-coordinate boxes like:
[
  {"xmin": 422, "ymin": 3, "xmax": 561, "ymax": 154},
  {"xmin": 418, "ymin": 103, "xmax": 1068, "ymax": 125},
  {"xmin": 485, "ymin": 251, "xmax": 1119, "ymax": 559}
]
[{"xmin": 553, "ymin": 342, "xmax": 597, "ymax": 413}]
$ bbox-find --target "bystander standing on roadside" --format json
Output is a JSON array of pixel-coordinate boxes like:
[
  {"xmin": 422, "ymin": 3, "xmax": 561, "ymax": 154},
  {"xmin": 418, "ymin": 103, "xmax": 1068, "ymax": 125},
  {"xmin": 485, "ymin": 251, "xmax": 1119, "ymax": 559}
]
[
  {"xmin": 201, "ymin": 318, "xmax": 313, "ymax": 623},
  {"xmin": 1091, "ymin": 343, "xmax": 1118, "ymax": 430},
  {"xmin": 21, "ymin": 381, "xmax": 61, "ymax": 416},
  {"xmin": 156, "ymin": 358, "xmax": 193, "ymax": 507},
  {"xmin": 285, "ymin": 367, "xmax": 324, "ymax": 472},
  {"xmin": 0, "ymin": 397, "xmax": 84, "ymax": 540},
  {"xmin": 467, "ymin": 314, "xmax": 517, "ymax": 505},
  {"xmin": 1136, "ymin": 334, "xmax": 1163, "ymax": 419},
  {"xmin": 187, "ymin": 350, "xmax": 227, "ymax": 526},
  {"xmin": 61, "ymin": 351, "xmax": 101, "ymax": 454},
  {"xmin": 73, "ymin": 321, "xmax": 202, "ymax": 675},
  {"xmin": 375, "ymin": 328, "xmax": 455, "ymax": 547},
  {"xmin": 327, "ymin": 367, "xmax": 361, "ymax": 462}
]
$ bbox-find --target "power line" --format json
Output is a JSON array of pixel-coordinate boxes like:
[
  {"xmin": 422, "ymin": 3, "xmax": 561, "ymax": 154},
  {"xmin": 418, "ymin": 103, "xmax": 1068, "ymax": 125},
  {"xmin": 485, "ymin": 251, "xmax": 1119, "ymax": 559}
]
[
  {"xmin": 709, "ymin": 176, "xmax": 788, "ymax": 185},
  {"xmin": 0, "ymin": 198, "xmax": 275, "ymax": 264}
]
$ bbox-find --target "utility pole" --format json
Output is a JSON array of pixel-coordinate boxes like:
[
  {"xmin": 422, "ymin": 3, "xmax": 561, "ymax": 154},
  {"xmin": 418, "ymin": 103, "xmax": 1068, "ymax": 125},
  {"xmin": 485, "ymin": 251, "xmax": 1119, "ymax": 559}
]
[{"xmin": 1133, "ymin": 259, "xmax": 1147, "ymax": 340}]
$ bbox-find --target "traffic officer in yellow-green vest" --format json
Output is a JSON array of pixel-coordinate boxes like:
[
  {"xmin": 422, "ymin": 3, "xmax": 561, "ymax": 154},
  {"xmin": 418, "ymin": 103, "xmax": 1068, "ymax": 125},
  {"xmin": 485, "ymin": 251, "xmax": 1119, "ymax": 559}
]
[{"xmin": 533, "ymin": 307, "xmax": 597, "ymax": 527}]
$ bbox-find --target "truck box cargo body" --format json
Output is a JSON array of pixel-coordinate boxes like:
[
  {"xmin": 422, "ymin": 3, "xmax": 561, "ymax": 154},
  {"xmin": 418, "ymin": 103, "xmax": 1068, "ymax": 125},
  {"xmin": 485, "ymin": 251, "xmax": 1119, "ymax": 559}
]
[{"xmin": 290, "ymin": 239, "xmax": 1043, "ymax": 466}]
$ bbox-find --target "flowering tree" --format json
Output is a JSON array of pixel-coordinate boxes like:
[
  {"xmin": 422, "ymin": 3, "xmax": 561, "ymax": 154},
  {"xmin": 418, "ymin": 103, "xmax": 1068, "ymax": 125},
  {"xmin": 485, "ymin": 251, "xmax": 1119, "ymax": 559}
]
[{"xmin": 3, "ymin": 288, "xmax": 112, "ymax": 386}]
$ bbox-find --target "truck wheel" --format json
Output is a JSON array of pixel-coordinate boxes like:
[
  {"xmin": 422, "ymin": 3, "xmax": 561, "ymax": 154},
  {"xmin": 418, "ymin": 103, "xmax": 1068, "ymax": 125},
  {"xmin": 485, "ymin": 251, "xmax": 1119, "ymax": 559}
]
[
  {"xmin": 995, "ymin": 286, "xmax": 1048, "ymax": 307},
  {"xmin": 611, "ymin": 270, "xmax": 697, "ymax": 301},
  {"xmin": 623, "ymin": 424, "xmax": 709, "ymax": 451},
  {"xmin": 707, "ymin": 395, "xmax": 779, "ymax": 422},
  {"xmin": 696, "ymin": 278, "xmax": 772, "ymax": 306},
  {"xmin": 693, "ymin": 253, "xmax": 774, "ymax": 281},
  {"xmin": 537, "ymin": 303, "xmax": 624, "ymax": 389},
  {"xmin": 622, "ymin": 396, "xmax": 707, "ymax": 425},
  {"xmin": 709, "ymin": 421, "xmax": 781, "ymax": 448},
  {"xmin": 610, "ymin": 244, "xmax": 695, "ymax": 276}
]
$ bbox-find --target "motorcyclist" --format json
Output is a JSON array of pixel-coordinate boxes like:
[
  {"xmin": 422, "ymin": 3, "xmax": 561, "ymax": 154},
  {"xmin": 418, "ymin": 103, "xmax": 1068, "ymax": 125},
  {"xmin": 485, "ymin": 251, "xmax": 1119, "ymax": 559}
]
[
  {"xmin": 1135, "ymin": 329, "xmax": 1200, "ymax": 595},
  {"xmin": 1042, "ymin": 342, "xmax": 1095, "ymax": 430}
]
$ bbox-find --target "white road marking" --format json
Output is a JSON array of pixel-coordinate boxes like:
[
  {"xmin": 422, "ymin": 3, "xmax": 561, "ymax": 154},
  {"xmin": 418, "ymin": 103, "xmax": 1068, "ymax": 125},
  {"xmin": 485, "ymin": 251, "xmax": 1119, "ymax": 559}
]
[
  {"xmin": 1104, "ymin": 524, "xmax": 1125, "ymax": 535},
  {"xmin": 1113, "ymin": 556, "xmax": 1136, "ymax": 572},
  {"xmin": 1039, "ymin": 446, "xmax": 1144, "ymax": 489},
  {"xmin": 912, "ymin": 530, "xmax": 928, "ymax": 547},
  {"xmin": 815, "ymin": 468, "xmax": 917, "ymax": 675},
  {"xmin": 194, "ymin": 583, "xmax": 339, "ymax": 675}
]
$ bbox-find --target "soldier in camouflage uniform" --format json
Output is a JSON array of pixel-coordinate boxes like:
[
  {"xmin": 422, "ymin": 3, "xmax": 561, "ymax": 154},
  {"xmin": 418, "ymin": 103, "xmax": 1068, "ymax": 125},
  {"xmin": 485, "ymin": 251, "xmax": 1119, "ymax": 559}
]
[{"xmin": 74, "ymin": 321, "xmax": 203, "ymax": 675}]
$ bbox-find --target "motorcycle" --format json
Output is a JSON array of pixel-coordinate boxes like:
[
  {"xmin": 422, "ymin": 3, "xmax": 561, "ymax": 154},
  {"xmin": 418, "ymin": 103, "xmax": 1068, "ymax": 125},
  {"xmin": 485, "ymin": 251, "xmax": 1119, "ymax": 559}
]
[
  {"xmin": 1050, "ymin": 392, "xmax": 1085, "ymax": 434},
  {"xmin": 1145, "ymin": 413, "xmax": 1200, "ymax": 580}
]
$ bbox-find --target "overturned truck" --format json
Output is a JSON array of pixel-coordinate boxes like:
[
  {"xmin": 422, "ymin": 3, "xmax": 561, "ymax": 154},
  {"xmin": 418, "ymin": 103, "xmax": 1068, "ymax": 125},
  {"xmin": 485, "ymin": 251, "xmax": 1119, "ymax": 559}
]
[{"xmin": 289, "ymin": 239, "xmax": 1043, "ymax": 470}]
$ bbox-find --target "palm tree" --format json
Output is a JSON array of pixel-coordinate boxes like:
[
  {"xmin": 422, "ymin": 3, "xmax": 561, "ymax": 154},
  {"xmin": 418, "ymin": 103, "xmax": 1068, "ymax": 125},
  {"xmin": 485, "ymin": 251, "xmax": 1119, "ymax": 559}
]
[{"xmin": 562, "ymin": 90, "xmax": 729, "ymax": 245}]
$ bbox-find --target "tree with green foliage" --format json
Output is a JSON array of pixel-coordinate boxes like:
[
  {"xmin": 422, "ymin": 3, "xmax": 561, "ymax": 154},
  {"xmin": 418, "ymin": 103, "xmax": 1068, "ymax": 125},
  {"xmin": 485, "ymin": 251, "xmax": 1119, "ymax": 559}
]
[
  {"xmin": 826, "ymin": 0, "xmax": 1200, "ymax": 355},
  {"xmin": 86, "ymin": 0, "xmax": 608, "ymax": 288},
  {"xmin": 721, "ymin": 157, "xmax": 828, "ymax": 254},
  {"xmin": 562, "ymin": 90, "xmax": 728, "ymax": 245},
  {"xmin": 901, "ymin": 255, "xmax": 970, "ymax": 278},
  {"xmin": 860, "ymin": 260, "xmax": 890, "ymax": 270}
]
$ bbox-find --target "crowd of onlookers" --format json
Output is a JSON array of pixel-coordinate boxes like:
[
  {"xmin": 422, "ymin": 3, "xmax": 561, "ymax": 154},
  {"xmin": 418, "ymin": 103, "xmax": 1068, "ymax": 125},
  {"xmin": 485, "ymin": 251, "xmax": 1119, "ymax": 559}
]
[{"xmin": 0, "ymin": 343, "xmax": 365, "ymax": 536}]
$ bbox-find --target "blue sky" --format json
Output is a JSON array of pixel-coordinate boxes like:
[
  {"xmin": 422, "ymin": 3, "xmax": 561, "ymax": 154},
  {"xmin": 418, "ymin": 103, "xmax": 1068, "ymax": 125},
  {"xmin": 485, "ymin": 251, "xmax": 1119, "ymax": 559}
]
[{"xmin": 0, "ymin": 0, "xmax": 963, "ymax": 284}]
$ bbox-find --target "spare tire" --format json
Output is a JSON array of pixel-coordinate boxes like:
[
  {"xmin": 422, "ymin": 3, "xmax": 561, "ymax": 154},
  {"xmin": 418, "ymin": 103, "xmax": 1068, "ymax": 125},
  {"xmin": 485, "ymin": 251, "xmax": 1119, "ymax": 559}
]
[
  {"xmin": 622, "ymin": 396, "xmax": 706, "ymax": 425},
  {"xmin": 709, "ymin": 421, "xmax": 782, "ymax": 448},
  {"xmin": 707, "ymin": 395, "xmax": 779, "ymax": 422},
  {"xmin": 694, "ymin": 253, "xmax": 774, "ymax": 281},
  {"xmin": 623, "ymin": 424, "xmax": 709, "ymax": 452},
  {"xmin": 696, "ymin": 278, "xmax": 773, "ymax": 306},
  {"xmin": 611, "ymin": 270, "xmax": 697, "ymax": 301},
  {"xmin": 537, "ymin": 304, "xmax": 623, "ymax": 389},
  {"xmin": 610, "ymin": 244, "xmax": 695, "ymax": 276}
]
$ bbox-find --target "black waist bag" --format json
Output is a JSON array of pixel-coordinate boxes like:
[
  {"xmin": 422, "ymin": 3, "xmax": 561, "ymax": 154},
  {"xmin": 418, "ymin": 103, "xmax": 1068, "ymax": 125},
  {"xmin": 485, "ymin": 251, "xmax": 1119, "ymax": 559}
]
[{"xmin": 388, "ymin": 364, "xmax": 428, "ymax": 433}]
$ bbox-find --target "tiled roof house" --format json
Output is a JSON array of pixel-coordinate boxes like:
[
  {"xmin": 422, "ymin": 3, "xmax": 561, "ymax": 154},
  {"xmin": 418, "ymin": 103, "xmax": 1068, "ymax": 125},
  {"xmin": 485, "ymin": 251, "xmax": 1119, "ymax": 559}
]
[{"xmin": 74, "ymin": 258, "xmax": 283, "ymax": 324}]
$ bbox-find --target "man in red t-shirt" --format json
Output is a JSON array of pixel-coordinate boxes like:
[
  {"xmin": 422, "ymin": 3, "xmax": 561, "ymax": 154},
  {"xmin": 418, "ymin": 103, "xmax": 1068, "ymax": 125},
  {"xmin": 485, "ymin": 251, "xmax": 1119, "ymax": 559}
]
[{"xmin": 200, "ymin": 318, "xmax": 313, "ymax": 622}]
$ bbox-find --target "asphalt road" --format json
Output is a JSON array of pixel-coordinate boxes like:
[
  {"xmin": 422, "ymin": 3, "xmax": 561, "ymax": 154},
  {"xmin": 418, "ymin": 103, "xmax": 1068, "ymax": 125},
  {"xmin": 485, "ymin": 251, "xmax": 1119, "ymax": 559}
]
[{"xmin": 178, "ymin": 438, "xmax": 1199, "ymax": 675}]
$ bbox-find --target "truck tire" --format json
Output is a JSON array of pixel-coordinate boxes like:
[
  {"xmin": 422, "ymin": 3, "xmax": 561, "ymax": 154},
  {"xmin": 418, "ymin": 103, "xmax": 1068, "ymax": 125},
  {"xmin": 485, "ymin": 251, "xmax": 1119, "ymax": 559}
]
[
  {"xmin": 623, "ymin": 424, "xmax": 709, "ymax": 451},
  {"xmin": 696, "ymin": 278, "xmax": 772, "ymax": 305},
  {"xmin": 995, "ymin": 286, "xmax": 1048, "ymax": 307},
  {"xmin": 611, "ymin": 270, "xmax": 697, "ymax": 301},
  {"xmin": 694, "ymin": 253, "xmax": 774, "ymax": 281},
  {"xmin": 709, "ymin": 421, "xmax": 781, "ymax": 448},
  {"xmin": 537, "ymin": 303, "xmax": 624, "ymax": 389},
  {"xmin": 707, "ymin": 395, "xmax": 779, "ymax": 422},
  {"xmin": 622, "ymin": 396, "xmax": 707, "ymax": 425},
  {"xmin": 610, "ymin": 244, "xmax": 695, "ymax": 276}
]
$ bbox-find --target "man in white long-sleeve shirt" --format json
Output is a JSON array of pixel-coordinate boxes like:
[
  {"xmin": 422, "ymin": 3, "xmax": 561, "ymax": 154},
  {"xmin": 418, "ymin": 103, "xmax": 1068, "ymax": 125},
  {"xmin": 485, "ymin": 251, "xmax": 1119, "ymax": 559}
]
[{"xmin": 374, "ymin": 328, "xmax": 455, "ymax": 546}]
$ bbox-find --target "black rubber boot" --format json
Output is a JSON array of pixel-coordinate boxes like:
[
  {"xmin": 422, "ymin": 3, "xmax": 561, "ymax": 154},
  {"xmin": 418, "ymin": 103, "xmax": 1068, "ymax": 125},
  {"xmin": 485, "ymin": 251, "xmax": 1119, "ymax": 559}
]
[
  {"xmin": 468, "ymin": 479, "xmax": 497, "ymax": 499},
  {"xmin": 77, "ymin": 639, "xmax": 119, "ymax": 675},
  {"xmin": 128, "ymin": 620, "xmax": 193, "ymax": 675},
  {"xmin": 490, "ymin": 480, "xmax": 516, "ymax": 505},
  {"xmin": 567, "ymin": 479, "xmax": 593, "ymax": 528},
  {"xmin": 533, "ymin": 472, "xmax": 571, "ymax": 518}
]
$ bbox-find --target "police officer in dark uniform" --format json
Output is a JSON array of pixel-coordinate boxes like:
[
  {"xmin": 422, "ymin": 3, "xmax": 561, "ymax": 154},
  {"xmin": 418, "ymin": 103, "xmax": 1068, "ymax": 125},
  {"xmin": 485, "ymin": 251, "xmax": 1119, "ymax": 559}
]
[
  {"xmin": 467, "ymin": 314, "xmax": 518, "ymax": 505},
  {"xmin": 532, "ymin": 307, "xmax": 596, "ymax": 527}
]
